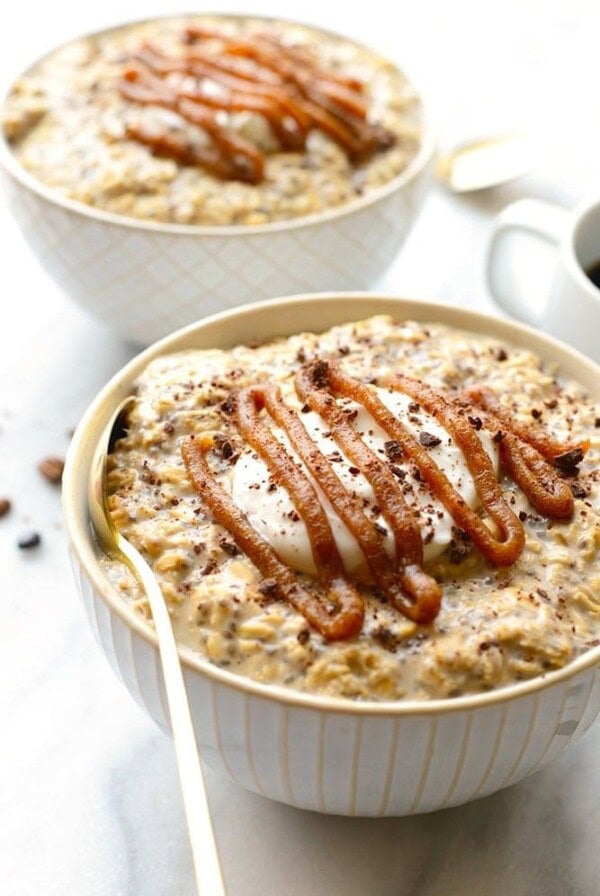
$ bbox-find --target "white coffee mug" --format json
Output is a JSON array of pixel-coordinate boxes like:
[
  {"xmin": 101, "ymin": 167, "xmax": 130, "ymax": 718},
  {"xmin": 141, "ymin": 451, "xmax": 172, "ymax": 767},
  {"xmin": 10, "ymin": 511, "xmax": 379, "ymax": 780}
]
[{"xmin": 486, "ymin": 195, "xmax": 600, "ymax": 361}]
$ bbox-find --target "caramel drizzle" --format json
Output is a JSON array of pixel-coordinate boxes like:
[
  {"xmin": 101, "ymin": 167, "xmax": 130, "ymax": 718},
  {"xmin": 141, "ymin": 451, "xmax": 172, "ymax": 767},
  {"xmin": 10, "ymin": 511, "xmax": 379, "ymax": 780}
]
[
  {"xmin": 118, "ymin": 28, "xmax": 395, "ymax": 182},
  {"xmin": 185, "ymin": 28, "xmax": 365, "ymax": 94},
  {"xmin": 187, "ymin": 30, "xmax": 394, "ymax": 159},
  {"xmin": 181, "ymin": 361, "xmax": 588, "ymax": 641},
  {"xmin": 182, "ymin": 433, "xmax": 364, "ymax": 641},
  {"xmin": 131, "ymin": 46, "xmax": 309, "ymax": 150},
  {"xmin": 465, "ymin": 386, "xmax": 586, "ymax": 520},
  {"xmin": 292, "ymin": 367, "xmax": 442, "ymax": 623},
  {"xmin": 388, "ymin": 376, "xmax": 525, "ymax": 565},
  {"xmin": 121, "ymin": 66, "xmax": 264, "ymax": 183}
]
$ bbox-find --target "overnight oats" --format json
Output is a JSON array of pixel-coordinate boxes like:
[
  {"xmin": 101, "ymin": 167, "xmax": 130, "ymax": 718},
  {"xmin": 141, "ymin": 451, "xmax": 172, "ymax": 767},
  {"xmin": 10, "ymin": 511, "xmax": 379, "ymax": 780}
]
[
  {"xmin": 2, "ymin": 16, "xmax": 422, "ymax": 226},
  {"xmin": 102, "ymin": 316, "xmax": 600, "ymax": 702}
]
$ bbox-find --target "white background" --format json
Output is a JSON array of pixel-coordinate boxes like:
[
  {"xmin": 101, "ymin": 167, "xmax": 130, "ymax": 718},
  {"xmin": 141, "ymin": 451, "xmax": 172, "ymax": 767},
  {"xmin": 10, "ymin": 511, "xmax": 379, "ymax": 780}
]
[{"xmin": 1, "ymin": 2, "xmax": 600, "ymax": 894}]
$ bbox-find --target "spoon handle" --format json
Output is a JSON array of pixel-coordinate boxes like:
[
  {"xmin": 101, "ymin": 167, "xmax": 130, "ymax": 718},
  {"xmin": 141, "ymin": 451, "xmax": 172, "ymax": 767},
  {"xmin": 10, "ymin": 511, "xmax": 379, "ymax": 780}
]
[{"xmin": 119, "ymin": 534, "xmax": 226, "ymax": 896}]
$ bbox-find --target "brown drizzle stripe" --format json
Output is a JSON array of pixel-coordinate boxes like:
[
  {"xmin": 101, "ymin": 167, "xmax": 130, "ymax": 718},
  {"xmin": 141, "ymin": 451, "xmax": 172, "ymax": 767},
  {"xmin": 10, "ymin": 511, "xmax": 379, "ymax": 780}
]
[
  {"xmin": 255, "ymin": 32, "xmax": 367, "ymax": 117},
  {"xmin": 123, "ymin": 126, "xmax": 247, "ymax": 182},
  {"xmin": 180, "ymin": 39, "xmax": 283, "ymax": 85},
  {"xmin": 133, "ymin": 45, "xmax": 309, "ymax": 150},
  {"xmin": 236, "ymin": 386, "xmax": 349, "ymax": 582},
  {"xmin": 389, "ymin": 375, "xmax": 525, "ymax": 565},
  {"xmin": 294, "ymin": 364, "xmax": 441, "ymax": 623},
  {"xmin": 181, "ymin": 360, "xmax": 584, "ymax": 640},
  {"xmin": 496, "ymin": 438, "xmax": 574, "ymax": 520},
  {"xmin": 466, "ymin": 386, "xmax": 590, "ymax": 518},
  {"xmin": 185, "ymin": 26, "xmax": 366, "ymax": 93},
  {"xmin": 210, "ymin": 31, "xmax": 391, "ymax": 159},
  {"xmin": 119, "ymin": 28, "xmax": 395, "ymax": 181},
  {"xmin": 220, "ymin": 32, "xmax": 371, "ymax": 131},
  {"xmin": 182, "ymin": 433, "xmax": 364, "ymax": 641},
  {"xmin": 465, "ymin": 388, "xmax": 588, "ymax": 520},
  {"xmin": 121, "ymin": 67, "xmax": 264, "ymax": 183},
  {"xmin": 467, "ymin": 386, "xmax": 590, "ymax": 462}
]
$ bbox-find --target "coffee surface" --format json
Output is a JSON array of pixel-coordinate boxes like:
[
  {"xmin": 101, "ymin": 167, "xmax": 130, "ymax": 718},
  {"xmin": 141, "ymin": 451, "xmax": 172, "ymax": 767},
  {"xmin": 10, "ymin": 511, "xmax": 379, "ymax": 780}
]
[{"xmin": 586, "ymin": 260, "xmax": 600, "ymax": 291}]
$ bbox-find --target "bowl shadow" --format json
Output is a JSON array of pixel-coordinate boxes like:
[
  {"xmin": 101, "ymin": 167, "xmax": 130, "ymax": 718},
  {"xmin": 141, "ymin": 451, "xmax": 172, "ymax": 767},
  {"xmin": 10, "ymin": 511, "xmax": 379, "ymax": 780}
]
[{"xmin": 208, "ymin": 725, "xmax": 599, "ymax": 896}]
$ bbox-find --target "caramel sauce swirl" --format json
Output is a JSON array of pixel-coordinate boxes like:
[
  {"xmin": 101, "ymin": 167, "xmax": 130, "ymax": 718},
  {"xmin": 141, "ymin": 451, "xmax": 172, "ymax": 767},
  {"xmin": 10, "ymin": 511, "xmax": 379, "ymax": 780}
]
[
  {"xmin": 121, "ymin": 66, "xmax": 264, "ymax": 183},
  {"xmin": 185, "ymin": 29, "xmax": 366, "ymax": 94},
  {"xmin": 293, "ymin": 366, "xmax": 442, "ymax": 623},
  {"xmin": 118, "ymin": 28, "xmax": 395, "ymax": 182},
  {"xmin": 464, "ymin": 386, "xmax": 589, "ymax": 519},
  {"xmin": 389, "ymin": 375, "xmax": 525, "ymax": 565},
  {"xmin": 181, "ymin": 360, "xmax": 588, "ymax": 640},
  {"xmin": 131, "ymin": 46, "xmax": 309, "ymax": 151},
  {"xmin": 182, "ymin": 433, "xmax": 364, "ymax": 641}
]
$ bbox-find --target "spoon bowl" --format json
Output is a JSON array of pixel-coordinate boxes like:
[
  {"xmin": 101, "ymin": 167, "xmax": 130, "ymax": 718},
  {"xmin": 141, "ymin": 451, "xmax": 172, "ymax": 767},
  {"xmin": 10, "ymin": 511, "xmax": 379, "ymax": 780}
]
[
  {"xmin": 88, "ymin": 397, "xmax": 134, "ymax": 553},
  {"xmin": 436, "ymin": 133, "xmax": 535, "ymax": 193},
  {"xmin": 88, "ymin": 396, "xmax": 226, "ymax": 896}
]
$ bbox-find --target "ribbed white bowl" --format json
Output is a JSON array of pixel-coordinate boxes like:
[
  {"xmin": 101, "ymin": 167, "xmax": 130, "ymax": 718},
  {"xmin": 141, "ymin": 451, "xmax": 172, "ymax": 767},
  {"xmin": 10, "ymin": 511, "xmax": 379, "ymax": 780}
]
[
  {"xmin": 0, "ymin": 14, "xmax": 435, "ymax": 346},
  {"xmin": 63, "ymin": 294, "xmax": 600, "ymax": 816}
]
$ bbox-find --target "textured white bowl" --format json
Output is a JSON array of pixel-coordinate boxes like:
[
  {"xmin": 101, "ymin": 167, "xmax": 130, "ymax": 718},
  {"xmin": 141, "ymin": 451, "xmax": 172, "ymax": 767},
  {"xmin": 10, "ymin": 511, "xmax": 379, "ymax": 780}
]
[
  {"xmin": 0, "ymin": 15, "xmax": 435, "ymax": 346},
  {"xmin": 63, "ymin": 293, "xmax": 600, "ymax": 816}
]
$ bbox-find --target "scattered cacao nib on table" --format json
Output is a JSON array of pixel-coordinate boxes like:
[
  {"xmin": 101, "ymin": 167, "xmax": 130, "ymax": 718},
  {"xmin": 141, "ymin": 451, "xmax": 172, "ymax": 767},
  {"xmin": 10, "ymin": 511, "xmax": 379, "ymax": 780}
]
[
  {"xmin": 38, "ymin": 456, "xmax": 65, "ymax": 484},
  {"xmin": 0, "ymin": 498, "xmax": 11, "ymax": 518},
  {"xmin": 17, "ymin": 530, "xmax": 41, "ymax": 550},
  {"xmin": 0, "ymin": 455, "xmax": 66, "ymax": 551}
]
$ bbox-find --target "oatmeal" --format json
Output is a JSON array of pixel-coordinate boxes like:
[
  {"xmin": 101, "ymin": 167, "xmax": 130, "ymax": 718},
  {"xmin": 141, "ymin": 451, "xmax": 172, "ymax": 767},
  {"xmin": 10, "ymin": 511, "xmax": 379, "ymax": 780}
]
[
  {"xmin": 3, "ymin": 16, "xmax": 422, "ymax": 225},
  {"xmin": 103, "ymin": 316, "xmax": 600, "ymax": 701}
]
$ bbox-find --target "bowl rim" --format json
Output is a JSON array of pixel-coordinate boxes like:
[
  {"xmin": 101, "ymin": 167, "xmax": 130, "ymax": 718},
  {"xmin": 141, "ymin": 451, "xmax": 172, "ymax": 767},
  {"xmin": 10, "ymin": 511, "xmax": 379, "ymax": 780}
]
[
  {"xmin": 63, "ymin": 291, "xmax": 600, "ymax": 717},
  {"xmin": 0, "ymin": 10, "xmax": 436, "ymax": 238}
]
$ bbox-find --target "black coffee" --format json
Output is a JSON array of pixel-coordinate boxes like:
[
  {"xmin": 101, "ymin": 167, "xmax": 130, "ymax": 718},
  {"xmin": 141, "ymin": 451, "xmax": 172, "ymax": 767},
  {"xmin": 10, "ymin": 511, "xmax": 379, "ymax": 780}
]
[{"xmin": 586, "ymin": 260, "xmax": 600, "ymax": 290}]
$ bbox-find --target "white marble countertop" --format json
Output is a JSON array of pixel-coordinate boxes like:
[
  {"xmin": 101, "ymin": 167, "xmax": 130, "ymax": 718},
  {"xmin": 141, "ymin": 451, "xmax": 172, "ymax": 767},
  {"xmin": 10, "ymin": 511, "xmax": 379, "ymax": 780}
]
[{"xmin": 1, "ymin": 2, "xmax": 599, "ymax": 894}]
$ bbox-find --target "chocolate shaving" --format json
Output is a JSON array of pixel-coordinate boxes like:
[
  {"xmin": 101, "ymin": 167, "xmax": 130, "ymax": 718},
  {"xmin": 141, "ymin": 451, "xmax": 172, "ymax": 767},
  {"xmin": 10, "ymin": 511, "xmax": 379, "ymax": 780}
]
[
  {"xmin": 384, "ymin": 440, "xmax": 403, "ymax": 461},
  {"xmin": 310, "ymin": 360, "xmax": 330, "ymax": 389},
  {"xmin": 419, "ymin": 431, "xmax": 442, "ymax": 448},
  {"xmin": 258, "ymin": 577, "xmax": 278, "ymax": 599},
  {"xmin": 220, "ymin": 396, "xmax": 236, "ymax": 415},
  {"xmin": 449, "ymin": 543, "xmax": 468, "ymax": 564},
  {"xmin": 372, "ymin": 625, "xmax": 400, "ymax": 652},
  {"xmin": 554, "ymin": 448, "xmax": 585, "ymax": 474},
  {"xmin": 219, "ymin": 537, "xmax": 239, "ymax": 556}
]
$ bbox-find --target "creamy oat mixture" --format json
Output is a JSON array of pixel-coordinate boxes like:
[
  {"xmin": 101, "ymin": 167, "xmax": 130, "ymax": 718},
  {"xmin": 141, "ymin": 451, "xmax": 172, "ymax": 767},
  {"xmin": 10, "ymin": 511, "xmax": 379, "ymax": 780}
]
[
  {"xmin": 3, "ymin": 16, "xmax": 422, "ymax": 226},
  {"xmin": 103, "ymin": 317, "xmax": 600, "ymax": 701}
]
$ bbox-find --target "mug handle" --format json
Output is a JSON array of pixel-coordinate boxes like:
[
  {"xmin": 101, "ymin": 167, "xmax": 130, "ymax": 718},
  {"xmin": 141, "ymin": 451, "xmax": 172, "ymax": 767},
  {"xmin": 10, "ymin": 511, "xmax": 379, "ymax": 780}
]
[{"xmin": 486, "ymin": 198, "xmax": 570, "ymax": 326}]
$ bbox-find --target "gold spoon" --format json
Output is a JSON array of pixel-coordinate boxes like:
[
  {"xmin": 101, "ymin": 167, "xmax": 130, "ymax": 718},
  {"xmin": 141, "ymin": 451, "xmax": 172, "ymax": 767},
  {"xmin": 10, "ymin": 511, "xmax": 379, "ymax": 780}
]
[
  {"xmin": 436, "ymin": 133, "xmax": 535, "ymax": 193},
  {"xmin": 89, "ymin": 397, "xmax": 226, "ymax": 896}
]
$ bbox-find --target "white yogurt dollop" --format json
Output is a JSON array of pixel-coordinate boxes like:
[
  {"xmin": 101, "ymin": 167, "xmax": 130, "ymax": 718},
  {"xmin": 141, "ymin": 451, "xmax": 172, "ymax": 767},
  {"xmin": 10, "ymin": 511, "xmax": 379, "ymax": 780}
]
[{"xmin": 231, "ymin": 387, "xmax": 499, "ymax": 579}]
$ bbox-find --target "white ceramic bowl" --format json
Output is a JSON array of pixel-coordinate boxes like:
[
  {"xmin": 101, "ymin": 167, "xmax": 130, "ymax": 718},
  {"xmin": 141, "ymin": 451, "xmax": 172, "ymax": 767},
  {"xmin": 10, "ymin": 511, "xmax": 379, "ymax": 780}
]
[
  {"xmin": 63, "ymin": 293, "xmax": 600, "ymax": 817},
  {"xmin": 0, "ymin": 15, "xmax": 435, "ymax": 346}
]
